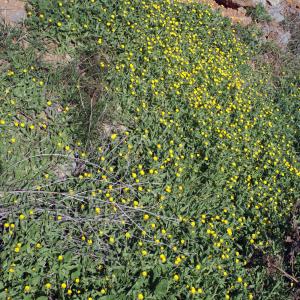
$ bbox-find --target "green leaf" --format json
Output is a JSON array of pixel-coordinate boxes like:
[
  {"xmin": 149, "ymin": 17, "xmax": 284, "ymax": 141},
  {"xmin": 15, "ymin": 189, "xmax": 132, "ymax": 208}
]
[
  {"xmin": 71, "ymin": 269, "xmax": 81, "ymax": 279},
  {"xmin": 152, "ymin": 266, "xmax": 162, "ymax": 282},
  {"xmin": 99, "ymin": 296, "xmax": 116, "ymax": 300},
  {"xmin": 154, "ymin": 279, "xmax": 169, "ymax": 297}
]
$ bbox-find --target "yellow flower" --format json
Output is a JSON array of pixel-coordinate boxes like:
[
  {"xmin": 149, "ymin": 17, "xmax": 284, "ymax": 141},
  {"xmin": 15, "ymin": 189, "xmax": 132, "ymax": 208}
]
[
  {"xmin": 67, "ymin": 289, "xmax": 72, "ymax": 295},
  {"xmin": 125, "ymin": 232, "xmax": 131, "ymax": 239},
  {"xmin": 141, "ymin": 271, "xmax": 148, "ymax": 277},
  {"xmin": 61, "ymin": 283, "xmax": 67, "ymax": 289},
  {"xmin": 111, "ymin": 133, "xmax": 117, "ymax": 140},
  {"xmin": 137, "ymin": 293, "xmax": 144, "ymax": 300},
  {"xmin": 173, "ymin": 274, "xmax": 180, "ymax": 281},
  {"xmin": 19, "ymin": 214, "xmax": 25, "ymax": 220},
  {"xmin": 143, "ymin": 214, "xmax": 149, "ymax": 221},
  {"xmin": 160, "ymin": 254, "xmax": 166, "ymax": 263},
  {"xmin": 24, "ymin": 285, "xmax": 30, "ymax": 293},
  {"xmin": 237, "ymin": 277, "xmax": 243, "ymax": 283},
  {"xmin": 227, "ymin": 228, "xmax": 233, "ymax": 236},
  {"xmin": 58, "ymin": 255, "xmax": 63, "ymax": 261},
  {"xmin": 165, "ymin": 186, "xmax": 171, "ymax": 193},
  {"xmin": 45, "ymin": 283, "xmax": 51, "ymax": 289},
  {"xmin": 14, "ymin": 247, "xmax": 20, "ymax": 253},
  {"xmin": 175, "ymin": 256, "xmax": 182, "ymax": 265}
]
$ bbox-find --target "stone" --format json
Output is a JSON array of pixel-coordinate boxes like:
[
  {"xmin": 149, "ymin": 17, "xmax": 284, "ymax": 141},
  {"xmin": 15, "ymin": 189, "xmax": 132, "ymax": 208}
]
[
  {"xmin": 102, "ymin": 123, "xmax": 127, "ymax": 138},
  {"xmin": 286, "ymin": 0, "xmax": 300, "ymax": 8},
  {"xmin": 276, "ymin": 29, "xmax": 291, "ymax": 46},
  {"xmin": 228, "ymin": 0, "xmax": 266, "ymax": 8},
  {"xmin": 221, "ymin": 7, "xmax": 253, "ymax": 24},
  {"xmin": 268, "ymin": 5, "xmax": 285, "ymax": 22},
  {"xmin": 53, "ymin": 163, "xmax": 73, "ymax": 180},
  {"xmin": 260, "ymin": 21, "xmax": 291, "ymax": 48},
  {"xmin": 37, "ymin": 41, "xmax": 73, "ymax": 65},
  {"xmin": 0, "ymin": 0, "xmax": 26, "ymax": 25},
  {"xmin": 41, "ymin": 52, "xmax": 72, "ymax": 65},
  {"xmin": 237, "ymin": 6, "xmax": 248, "ymax": 12},
  {"xmin": 0, "ymin": 59, "xmax": 10, "ymax": 71},
  {"xmin": 267, "ymin": 0, "xmax": 282, "ymax": 6},
  {"xmin": 179, "ymin": 0, "xmax": 253, "ymax": 25}
]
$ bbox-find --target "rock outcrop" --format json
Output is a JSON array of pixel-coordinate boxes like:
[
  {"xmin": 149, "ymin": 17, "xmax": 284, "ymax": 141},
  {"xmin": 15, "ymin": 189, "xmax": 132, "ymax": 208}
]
[{"xmin": 0, "ymin": 0, "xmax": 26, "ymax": 25}]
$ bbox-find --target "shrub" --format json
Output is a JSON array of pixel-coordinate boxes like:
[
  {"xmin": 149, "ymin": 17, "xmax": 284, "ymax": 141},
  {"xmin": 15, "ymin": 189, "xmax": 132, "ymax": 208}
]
[
  {"xmin": 0, "ymin": 0, "xmax": 299, "ymax": 299},
  {"xmin": 246, "ymin": 4, "xmax": 272, "ymax": 23}
]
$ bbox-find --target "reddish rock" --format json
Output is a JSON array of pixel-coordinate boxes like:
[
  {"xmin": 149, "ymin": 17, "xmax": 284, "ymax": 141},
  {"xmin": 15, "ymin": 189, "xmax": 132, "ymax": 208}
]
[
  {"xmin": 221, "ymin": 7, "xmax": 252, "ymax": 25},
  {"xmin": 179, "ymin": 0, "xmax": 252, "ymax": 25},
  {"xmin": 286, "ymin": 0, "xmax": 300, "ymax": 8},
  {"xmin": 221, "ymin": 0, "xmax": 266, "ymax": 8}
]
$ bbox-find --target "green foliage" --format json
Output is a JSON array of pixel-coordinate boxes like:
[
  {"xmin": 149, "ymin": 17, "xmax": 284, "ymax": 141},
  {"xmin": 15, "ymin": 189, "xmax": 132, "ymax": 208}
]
[
  {"xmin": 246, "ymin": 4, "xmax": 272, "ymax": 23},
  {"xmin": 0, "ymin": 0, "xmax": 299, "ymax": 299}
]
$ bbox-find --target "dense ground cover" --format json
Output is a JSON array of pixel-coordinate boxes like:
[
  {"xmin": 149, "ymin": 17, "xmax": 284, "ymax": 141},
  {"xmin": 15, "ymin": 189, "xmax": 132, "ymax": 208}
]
[{"xmin": 0, "ymin": 0, "xmax": 300, "ymax": 299}]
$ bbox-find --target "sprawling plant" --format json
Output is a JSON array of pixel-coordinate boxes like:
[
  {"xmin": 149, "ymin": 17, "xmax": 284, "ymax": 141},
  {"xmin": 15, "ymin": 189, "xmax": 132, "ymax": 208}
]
[{"xmin": 0, "ymin": 0, "xmax": 299, "ymax": 299}]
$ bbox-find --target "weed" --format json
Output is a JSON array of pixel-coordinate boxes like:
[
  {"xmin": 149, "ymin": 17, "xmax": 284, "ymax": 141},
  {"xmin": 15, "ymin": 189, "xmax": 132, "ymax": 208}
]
[
  {"xmin": 247, "ymin": 4, "xmax": 272, "ymax": 23},
  {"xmin": 0, "ymin": 1, "xmax": 299, "ymax": 299}
]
